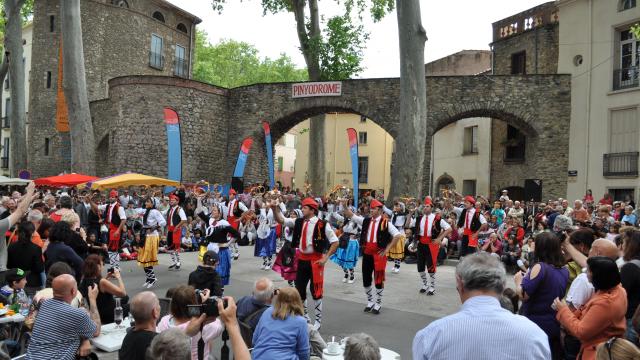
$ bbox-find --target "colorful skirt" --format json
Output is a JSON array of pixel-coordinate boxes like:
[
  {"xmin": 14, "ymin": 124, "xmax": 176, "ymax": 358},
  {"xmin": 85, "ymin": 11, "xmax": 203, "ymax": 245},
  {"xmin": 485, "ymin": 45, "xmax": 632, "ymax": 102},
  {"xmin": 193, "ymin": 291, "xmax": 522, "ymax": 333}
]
[
  {"xmin": 254, "ymin": 228, "xmax": 277, "ymax": 257},
  {"xmin": 387, "ymin": 235, "xmax": 405, "ymax": 259},
  {"xmin": 273, "ymin": 248, "xmax": 300, "ymax": 281},
  {"xmin": 217, "ymin": 247, "xmax": 231, "ymax": 286},
  {"xmin": 137, "ymin": 233, "xmax": 159, "ymax": 267},
  {"xmin": 330, "ymin": 239, "xmax": 360, "ymax": 269}
]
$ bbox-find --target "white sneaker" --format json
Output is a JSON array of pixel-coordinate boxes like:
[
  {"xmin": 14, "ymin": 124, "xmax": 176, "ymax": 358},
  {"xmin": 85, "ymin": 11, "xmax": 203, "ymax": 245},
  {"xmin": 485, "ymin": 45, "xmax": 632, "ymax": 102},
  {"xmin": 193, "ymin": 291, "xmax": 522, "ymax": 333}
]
[
  {"xmin": 348, "ymin": 276, "xmax": 355, "ymax": 284},
  {"xmin": 393, "ymin": 267, "xmax": 400, "ymax": 274},
  {"xmin": 342, "ymin": 276, "xmax": 348, "ymax": 283},
  {"xmin": 427, "ymin": 286, "xmax": 436, "ymax": 296},
  {"xmin": 146, "ymin": 279, "xmax": 157, "ymax": 288}
]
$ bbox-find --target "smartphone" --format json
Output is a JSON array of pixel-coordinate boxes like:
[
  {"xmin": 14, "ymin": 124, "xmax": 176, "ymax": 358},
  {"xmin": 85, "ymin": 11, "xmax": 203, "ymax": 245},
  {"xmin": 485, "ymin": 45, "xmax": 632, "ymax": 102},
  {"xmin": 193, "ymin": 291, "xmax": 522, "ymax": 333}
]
[{"xmin": 187, "ymin": 305, "xmax": 202, "ymax": 317}]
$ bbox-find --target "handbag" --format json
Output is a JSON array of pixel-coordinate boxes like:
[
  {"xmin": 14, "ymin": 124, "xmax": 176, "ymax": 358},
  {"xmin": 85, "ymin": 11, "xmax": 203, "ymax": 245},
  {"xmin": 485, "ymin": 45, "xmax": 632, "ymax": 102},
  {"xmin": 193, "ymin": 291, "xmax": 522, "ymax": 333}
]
[
  {"xmin": 280, "ymin": 241, "xmax": 295, "ymax": 267},
  {"xmin": 338, "ymin": 233, "xmax": 350, "ymax": 249}
]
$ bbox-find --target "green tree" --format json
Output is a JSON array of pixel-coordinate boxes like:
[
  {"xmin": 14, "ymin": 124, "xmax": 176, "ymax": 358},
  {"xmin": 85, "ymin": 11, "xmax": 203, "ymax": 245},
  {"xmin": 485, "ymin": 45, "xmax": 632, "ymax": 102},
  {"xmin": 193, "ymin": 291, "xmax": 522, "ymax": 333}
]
[
  {"xmin": 192, "ymin": 31, "xmax": 307, "ymax": 88},
  {"xmin": 212, "ymin": 0, "xmax": 394, "ymax": 194},
  {"xmin": 632, "ymin": 24, "xmax": 640, "ymax": 39}
]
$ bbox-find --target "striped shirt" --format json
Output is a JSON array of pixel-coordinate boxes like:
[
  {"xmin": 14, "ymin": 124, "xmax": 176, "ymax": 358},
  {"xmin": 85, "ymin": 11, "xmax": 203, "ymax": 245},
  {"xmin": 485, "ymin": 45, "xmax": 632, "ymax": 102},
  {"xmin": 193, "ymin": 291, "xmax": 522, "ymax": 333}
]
[
  {"xmin": 412, "ymin": 295, "xmax": 550, "ymax": 360},
  {"xmin": 26, "ymin": 298, "xmax": 96, "ymax": 360}
]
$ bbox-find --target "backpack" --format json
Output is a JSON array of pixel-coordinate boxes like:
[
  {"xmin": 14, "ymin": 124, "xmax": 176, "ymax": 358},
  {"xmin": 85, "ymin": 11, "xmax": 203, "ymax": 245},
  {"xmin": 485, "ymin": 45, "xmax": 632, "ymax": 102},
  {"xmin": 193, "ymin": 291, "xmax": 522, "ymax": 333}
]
[{"xmin": 238, "ymin": 307, "xmax": 267, "ymax": 348}]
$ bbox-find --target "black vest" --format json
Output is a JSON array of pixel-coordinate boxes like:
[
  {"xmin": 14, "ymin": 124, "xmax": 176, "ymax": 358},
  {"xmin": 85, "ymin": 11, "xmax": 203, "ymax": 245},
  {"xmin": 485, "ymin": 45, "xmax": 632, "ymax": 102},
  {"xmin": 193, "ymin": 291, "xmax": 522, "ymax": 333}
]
[
  {"xmin": 167, "ymin": 206, "xmax": 183, "ymax": 227},
  {"xmin": 104, "ymin": 203, "xmax": 121, "ymax": 226},
  {"xmin": 457, "ymin": 208, "xmax": 482, "ymax": 232},
  {"xmin": 291, "ymin": 218, "xmax": 329, "ymax": 254},
  {"xmin": 413, "ymin": 213, "xmax": 442, "ymax": 239},
  {"xmin": 359, "ymin": 217, "xmax": 391, "ymax": 249}
]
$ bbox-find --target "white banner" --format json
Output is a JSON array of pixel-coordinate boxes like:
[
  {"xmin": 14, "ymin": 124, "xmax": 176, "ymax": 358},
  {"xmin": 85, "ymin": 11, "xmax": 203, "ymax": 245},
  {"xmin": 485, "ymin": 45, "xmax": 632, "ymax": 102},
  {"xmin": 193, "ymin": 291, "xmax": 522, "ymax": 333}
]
[{"xmin": 291, "ymin": 81, "xmax": 342, "ymax": 98}]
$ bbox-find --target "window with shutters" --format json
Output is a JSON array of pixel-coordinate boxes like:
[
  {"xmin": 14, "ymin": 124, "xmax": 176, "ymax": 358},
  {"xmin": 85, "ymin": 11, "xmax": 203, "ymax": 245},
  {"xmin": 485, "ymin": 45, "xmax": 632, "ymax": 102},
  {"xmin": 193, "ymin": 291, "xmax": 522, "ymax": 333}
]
[
  {"xmin": 463, "ymin": 126, "xmax": 478, "ymax": 154},
  {"xmin": 359, "ymin": 132, "xmax": 367, "ymax": 145},
  {"xmin": 604, "ymin": 108, "xmax": 639, "ymax": 177},
  {"xmin": 358, "ymin": 157, "xmax": 369, "ymax": 184},
  {"xmin": 462, "ymin": 180, "xmax": 477, "ymax": 196},
  {"xmin": 149, "ymin": 35, "xmax": 164, "ymax": 70}
]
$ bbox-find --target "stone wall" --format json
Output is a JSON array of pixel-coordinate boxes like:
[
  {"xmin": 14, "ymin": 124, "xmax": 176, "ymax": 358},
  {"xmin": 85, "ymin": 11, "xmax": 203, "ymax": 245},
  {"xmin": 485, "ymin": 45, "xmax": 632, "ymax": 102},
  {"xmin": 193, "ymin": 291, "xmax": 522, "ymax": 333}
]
[
  {"xmin": 492, "ymin": 24, "xmax": 559, "ymax": 75},
  {"xmin": 27, "ymin": 0, "xmax": 197, "ymax": 177}
]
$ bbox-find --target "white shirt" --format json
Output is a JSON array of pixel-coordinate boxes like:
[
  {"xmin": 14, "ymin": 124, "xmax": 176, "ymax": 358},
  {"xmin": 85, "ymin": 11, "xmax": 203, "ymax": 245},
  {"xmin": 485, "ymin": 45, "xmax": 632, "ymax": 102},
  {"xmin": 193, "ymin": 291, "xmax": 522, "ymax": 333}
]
[
  {"xmin": 142, "ymin": 209, "xmax": 167, "ymax": 235},
  {"xmin": 350, "ymin": 214, "xmax": 401, "ymax": 243},
  {"xmin": 282, "ymin": 216, "xmax": 339, "ymax": 254},
  {"xmin": 99, "ymin": 203, "xmax": 126, "ymax": 224},
  {"xmin": 168, "ymin": 205, "xmax": 187, "ymax": 226},
  {"xmin": 566, "ymin": 272, "xmax": 594, "ymax": 309},
  {"xmin": 410, "ymin": 213, "xmax": 451, "ymax": 237},
  {"xmin": 463, "ymin": 208, "xmax": 487, "ymax": 229},
  {"xmin": 413, "ymin": 296, "xmax": 550, "ymax": 360},
  {"xmin": 224, "ymin": 198, "xmax": 248, "ymax": 219}
]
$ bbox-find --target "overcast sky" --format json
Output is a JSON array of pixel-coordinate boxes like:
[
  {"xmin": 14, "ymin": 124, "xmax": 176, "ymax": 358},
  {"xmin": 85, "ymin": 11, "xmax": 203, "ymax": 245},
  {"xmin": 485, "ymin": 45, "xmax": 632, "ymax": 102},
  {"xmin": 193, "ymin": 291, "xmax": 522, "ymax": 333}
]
[{"xmin": 168, "ymin": 0, "xmax": 549, "ymax": 78}]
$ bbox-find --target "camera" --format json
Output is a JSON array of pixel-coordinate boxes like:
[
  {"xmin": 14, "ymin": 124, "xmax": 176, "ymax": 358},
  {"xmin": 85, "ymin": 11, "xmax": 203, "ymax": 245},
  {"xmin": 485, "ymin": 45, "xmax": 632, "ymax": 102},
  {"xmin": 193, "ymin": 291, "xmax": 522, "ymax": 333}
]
[
  {"xmin": 187, "ymin": 294, "xmax": 227, "ymax": 317},
  {"xmin": 107, "ymin": 267, "xmax": 115, "ymax": 275}
]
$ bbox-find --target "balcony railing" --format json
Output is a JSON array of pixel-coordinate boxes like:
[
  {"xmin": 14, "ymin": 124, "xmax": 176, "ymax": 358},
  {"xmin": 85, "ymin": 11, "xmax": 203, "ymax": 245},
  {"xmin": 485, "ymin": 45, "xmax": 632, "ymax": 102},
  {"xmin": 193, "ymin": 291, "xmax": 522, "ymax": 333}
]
[
  {"xmin": 1, "ymin": 117, "xmax": 8, "ymax": 129},
  {"xmin": 0, "ymin": 157, "xmax": 8, "ymax": 169},
  {"xmin": 174, "ymin": 58, "xmax": 188, "ymax": 78},
  {"xmin": 613, "ymin": 67, "xmax": 639, "ymax": 91},
  {"xmin": 149, "ymin": 51, "xmax": 165, "ymax": 70},
  {"xmin": 603, "ymin": 152, "xmax": 639, "ymax": 177}
]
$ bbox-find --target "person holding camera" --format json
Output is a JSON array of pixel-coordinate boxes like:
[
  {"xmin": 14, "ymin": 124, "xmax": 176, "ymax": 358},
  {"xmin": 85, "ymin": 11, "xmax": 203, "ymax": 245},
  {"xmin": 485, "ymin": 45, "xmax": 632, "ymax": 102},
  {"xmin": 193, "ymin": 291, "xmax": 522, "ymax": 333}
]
[
  {"xmin": 156, "ymin": 285, "xmax": 224, "ymax": 360},
  {"xmin": 78, "ymin": 254, "xmax": 128, "ymax": 324},
  {"xmin": 188, "ymin": 251, "xmax": 223, "ymax": 297}
]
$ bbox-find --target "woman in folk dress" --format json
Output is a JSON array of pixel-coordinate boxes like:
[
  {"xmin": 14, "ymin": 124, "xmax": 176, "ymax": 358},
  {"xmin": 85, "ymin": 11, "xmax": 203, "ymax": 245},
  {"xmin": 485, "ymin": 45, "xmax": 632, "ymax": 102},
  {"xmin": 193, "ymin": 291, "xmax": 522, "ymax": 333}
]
[
  {"xmin": 205, "ymin": 204, "xmax": 234, "ymax": 286},
  {"xmin": 254, "ymin": 200, "xmax": 279, "ymax": 270},
  {"xmin": 330, "ymin": 210, "xmax": 360, "ymax": 284},
  {"xmin": 138, "ymin": 197, "xmax": 166, "ymax": 288},
  {"xmin": 386, "ymin": 202, "xmax": 407, "ymax": 273},
  {"xmin": 273, "ymin": 209, "xmax": 302, "ymax": 286}
]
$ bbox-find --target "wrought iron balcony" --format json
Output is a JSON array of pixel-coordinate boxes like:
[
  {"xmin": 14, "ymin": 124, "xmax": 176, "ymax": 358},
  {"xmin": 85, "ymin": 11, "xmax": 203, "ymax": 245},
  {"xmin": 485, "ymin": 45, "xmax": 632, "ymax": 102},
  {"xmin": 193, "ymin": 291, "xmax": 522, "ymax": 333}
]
[
  {"xmin": 613, "ymin": 67, "xmax": 639, "ymax": 91},
  {"xmin": 148, "ymin": 51, "xmax": 165, "ymax": 70},
  {"xmin": 1, "ymin": 117, "xmax": 8, "ymax": 129},
  {"xmin": 1, "ymin": 157, "xmax": 8, "ymax": 169},
  {"xmin": 603, "ymin": 152, "xmax": 639, "ymax": 177},
  {"xmin": 174, "ymin": 58, "xmax": 188, "ymax": 78}
]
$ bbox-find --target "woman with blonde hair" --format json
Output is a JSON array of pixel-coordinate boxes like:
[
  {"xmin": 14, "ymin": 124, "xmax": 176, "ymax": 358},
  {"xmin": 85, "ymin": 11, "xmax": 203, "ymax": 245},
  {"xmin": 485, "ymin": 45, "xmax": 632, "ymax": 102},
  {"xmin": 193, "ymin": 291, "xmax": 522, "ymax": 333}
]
[
  {"xmin": 595, "ymin": 337, "xmax": 640, "ymax": 360},
  {"xmin": 251, "ymin": 287, "xmax": 310, "ymax": 359}
]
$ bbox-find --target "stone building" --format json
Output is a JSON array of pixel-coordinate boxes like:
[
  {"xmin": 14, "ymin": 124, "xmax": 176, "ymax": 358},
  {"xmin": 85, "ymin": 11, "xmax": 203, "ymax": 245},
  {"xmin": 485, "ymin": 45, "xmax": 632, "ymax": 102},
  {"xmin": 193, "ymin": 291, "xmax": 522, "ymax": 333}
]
[
  {"xmin": 27, "ymin": 0, "xmax": 200, "ymax": 176},
  {"xmin": 428, "ymin": 50, "xmax": 492, "ymax": 197},
  {"xmin": 488, "ymin": 1, "xmax": 560, "ymax": 201},
  {"xmin": 558, "ymin": 0, "xmax": 640, "ymax": 203},
  {"xmin": 24, "ymin": 0, "xmax": 572, "ymax": 201}
]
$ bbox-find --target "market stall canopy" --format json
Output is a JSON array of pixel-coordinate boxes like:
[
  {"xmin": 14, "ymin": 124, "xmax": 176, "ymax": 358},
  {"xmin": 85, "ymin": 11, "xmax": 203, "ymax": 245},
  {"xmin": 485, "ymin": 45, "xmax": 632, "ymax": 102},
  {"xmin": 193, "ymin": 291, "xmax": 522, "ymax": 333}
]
[
  {"xmin": 80, "ymin": 173, "xmax": 180, "ymax": 190},
  {"xmin": 34, "ymin": 173, "xmax": 99, "ymax": 187},
  {"xmin": 0, "ymin": 176, "xmax": 31, "ymax": 186}
]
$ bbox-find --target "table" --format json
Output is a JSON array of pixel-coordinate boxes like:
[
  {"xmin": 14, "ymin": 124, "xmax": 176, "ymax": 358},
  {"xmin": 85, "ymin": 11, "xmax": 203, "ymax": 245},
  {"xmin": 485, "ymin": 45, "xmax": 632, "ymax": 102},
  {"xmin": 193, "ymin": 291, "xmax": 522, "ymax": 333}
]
[
  {"xmin": 0, "ymin": 314, "xmax": 25, "ymax": 324},
  {"xmin": 90, "ymin": 318, "xmax": 131, "ymax": 352},
  {"xmin": 322, "ymin": 346, "xmax": 400, "ymax": 360}
]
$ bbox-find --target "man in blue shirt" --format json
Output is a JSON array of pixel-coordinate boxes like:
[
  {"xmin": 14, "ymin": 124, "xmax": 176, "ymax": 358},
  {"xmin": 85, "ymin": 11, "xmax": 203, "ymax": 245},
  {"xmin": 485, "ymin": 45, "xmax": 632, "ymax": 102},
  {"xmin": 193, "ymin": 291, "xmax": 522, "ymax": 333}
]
[
  {"xmin": 27, "ymin": 274, "xmax": 101, "ymax": 360},
  {"xmin": 236, "ymin": 277, "xmax": 275, "ymax": 331},
  {"xmin": 413, "ymin": 253, "xmax": 550, "ymax": 360}
]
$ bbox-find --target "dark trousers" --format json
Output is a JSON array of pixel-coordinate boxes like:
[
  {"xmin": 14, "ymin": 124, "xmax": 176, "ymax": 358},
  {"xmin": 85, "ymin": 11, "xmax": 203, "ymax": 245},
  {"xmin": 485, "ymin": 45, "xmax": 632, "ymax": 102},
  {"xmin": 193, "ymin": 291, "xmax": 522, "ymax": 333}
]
[
  {"xmin": 295, "ymin": 260, "xmax": 321, "ymax": 301},
  {"xmin": 416, "ymin": 243, "xmax": 435, "ymax": 273},
  {"xmin": 362, "ymin": 254, "xmax": 383, "ymax": 289},
  {"xmin": 460, "ymin": 235, "xmax": 477, "ymax": 257}
]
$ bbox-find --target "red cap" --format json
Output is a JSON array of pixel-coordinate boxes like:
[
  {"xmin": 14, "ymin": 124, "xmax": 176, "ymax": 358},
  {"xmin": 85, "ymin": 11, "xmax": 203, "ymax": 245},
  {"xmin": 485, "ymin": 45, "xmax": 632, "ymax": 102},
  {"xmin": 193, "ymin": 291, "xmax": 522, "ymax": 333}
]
[
  {"xmin": 424, "ymin": 196, "xmax": 432, "ymax": 206},
  {"xmin": 229, "ymin": 189, "xmax": 237, "ymax": 195},
  {"xmin": 370, "ymin": 199, "xmax": 384, "ymax": 208},
  {"xmin": 301, "ymin": 197, "xmax": 318, "ymax": 210},
  {"xmin": 109, "ymin": 190, "xmax": 118, "ymax": 198},
  {"xmin": 169, "ymin": 194, "xmax": 179, "ymax": 202},
  {"xmin": 464, "ymin": 196, "xmax": 476, "ymax": 205}
]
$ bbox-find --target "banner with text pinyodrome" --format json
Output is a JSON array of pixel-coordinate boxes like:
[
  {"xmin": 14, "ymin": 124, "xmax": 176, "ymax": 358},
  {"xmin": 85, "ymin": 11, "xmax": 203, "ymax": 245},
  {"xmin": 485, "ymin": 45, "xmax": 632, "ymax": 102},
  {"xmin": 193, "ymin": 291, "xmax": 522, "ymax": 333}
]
[
  {"xmin": 262, "ymin": 121, "xmax": 275, "ymax": 189},
  {"xmin": 347, "ymin": 128, "xmax": 359, "ymax": 207},
  {"xmin": 233, "ymin": 137, "xmax": 254, "ymax": 178}
]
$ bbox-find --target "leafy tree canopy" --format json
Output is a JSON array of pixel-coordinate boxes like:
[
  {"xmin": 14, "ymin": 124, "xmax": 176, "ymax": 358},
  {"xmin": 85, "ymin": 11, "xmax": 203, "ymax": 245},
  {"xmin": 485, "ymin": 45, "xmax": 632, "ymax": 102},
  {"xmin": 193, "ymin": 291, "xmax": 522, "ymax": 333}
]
[
  {"xmin": 192, "ymin": 30, "xmax": 308, "ymax": 88},
  {"xmin": 0, "ymin": 0, "xmax": 34, "ymax": 52},
  {"xmin": 632, "ymin": 24, "xmax": 640, "ymax": 39},
  {"xmin": 211, "ymin": 0, "xmax": 394, "ymax": 81}
]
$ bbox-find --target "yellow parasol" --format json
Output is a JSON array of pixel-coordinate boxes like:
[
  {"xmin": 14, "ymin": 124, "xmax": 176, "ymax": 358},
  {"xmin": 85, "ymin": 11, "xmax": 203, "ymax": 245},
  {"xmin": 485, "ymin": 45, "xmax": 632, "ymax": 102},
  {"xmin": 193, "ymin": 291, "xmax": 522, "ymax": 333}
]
[{"xmin": 79, "ymin": 173, "xmax": 180, "ymax": 190}]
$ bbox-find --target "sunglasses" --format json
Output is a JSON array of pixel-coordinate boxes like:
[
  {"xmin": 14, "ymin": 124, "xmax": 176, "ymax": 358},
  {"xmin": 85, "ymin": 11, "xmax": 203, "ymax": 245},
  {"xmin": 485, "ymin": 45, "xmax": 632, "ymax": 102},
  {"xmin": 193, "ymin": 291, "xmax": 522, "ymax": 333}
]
[{"xmin": 605, "ymin": 337, "xmax": 617, "ymax": 360}]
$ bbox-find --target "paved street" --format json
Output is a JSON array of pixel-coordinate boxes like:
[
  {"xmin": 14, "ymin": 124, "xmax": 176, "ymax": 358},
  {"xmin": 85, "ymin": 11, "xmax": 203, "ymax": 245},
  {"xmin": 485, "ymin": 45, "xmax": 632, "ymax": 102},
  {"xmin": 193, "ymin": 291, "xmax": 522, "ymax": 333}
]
[{"xmin": 96, "ymin": 246, "xmax": 516, "ymax": 359}]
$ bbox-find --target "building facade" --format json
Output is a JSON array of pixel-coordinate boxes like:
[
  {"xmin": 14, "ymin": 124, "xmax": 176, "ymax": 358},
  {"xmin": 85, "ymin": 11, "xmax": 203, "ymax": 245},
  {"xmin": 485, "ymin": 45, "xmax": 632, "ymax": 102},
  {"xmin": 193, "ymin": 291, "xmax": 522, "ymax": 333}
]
[
  {"xmin": 558, "ymin": 0, "xmax": 640, "ymax": 203},
  {"xmin": 274, "ymin": 132, "xmax": 296, "ymax": 188},
  {"xmin": 27, "ymin": 0, "xmax": 200, "ymax": 177},
  {"xmin": 0, "ymin": 23, "xmax": 33, "ymax": 176},
  {"xmin": 429, "ymin": 50, "xmax": 492, "ymax": 197},
  {"xmin": 293, "ymin": 113, "xmax": 394, "ymax": 197},
  {"xmin": 489, "ymin": 1, "xmax": 560, "ymax": 201}
]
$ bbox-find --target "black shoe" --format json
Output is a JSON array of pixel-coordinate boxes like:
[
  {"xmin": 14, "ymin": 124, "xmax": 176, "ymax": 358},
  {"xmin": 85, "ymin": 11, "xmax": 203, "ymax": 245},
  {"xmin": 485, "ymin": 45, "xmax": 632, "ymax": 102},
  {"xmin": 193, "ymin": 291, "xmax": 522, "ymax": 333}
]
[
  {"xmin": 427, "ymin": 288, "xmax": 436, "ymax": 296},
  {"xmin": 364, "ymin": 306, "xmax": 373, "ymax": 313},
  {"xmin": 175, "ymin": 265, "xmax": 181, "ymax": 271},
  {"xmin": 419, "ymin": 288, "xmax": 427, "ymax": 294},
  {"xmin": 168, "ymin": 264, "xmax": 176, "ymax": 270},
  {"xmin": 371, "ymin": 307, "xmax": 381, "ymax": 315}
]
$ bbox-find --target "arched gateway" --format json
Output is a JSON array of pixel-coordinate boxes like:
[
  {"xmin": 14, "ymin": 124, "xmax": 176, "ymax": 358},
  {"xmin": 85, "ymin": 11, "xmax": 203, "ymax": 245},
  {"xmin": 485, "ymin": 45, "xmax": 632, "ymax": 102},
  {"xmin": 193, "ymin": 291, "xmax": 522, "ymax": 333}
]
[{"xmin": 87, "ymin": 74, "xmax": 569, "ymax": 200}]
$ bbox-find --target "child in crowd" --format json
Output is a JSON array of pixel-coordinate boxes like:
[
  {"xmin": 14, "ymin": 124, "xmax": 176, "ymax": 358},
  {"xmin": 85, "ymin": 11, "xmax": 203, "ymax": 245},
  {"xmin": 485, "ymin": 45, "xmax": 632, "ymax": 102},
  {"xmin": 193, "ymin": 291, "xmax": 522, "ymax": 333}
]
[
  {"xmin": 0, "ymin": 268, "xmax": 29, "ymax": 305},
  {"xmin": 188, "ymin": 250, "xmax": 223, "ymax": 297}
]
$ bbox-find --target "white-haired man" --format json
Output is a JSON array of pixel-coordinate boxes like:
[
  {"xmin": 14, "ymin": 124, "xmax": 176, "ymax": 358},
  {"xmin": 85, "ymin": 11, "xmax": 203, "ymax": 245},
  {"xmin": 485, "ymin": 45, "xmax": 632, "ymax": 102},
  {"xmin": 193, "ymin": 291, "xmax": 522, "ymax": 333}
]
[{"xmin": 413, "ymin": 253, "xmax": 550, "ymax": 359}]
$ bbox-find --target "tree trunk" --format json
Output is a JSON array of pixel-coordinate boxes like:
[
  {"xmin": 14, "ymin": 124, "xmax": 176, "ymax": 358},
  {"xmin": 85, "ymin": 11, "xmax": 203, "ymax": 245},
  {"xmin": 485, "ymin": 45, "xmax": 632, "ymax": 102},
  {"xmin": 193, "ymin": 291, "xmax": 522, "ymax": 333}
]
[
  {"xmin": 60, "ymin": 0, "xmax": 96, "ymax": 175},
  {"xmin": 5, "ymin": 0, "xmax": 28, "ymax": 177},
  {"xmin": 0, "ymin": 52, "xmax": 8, "ymax": 137},
  {"xmin": 389, "ymin": 0, "xmax": 428, "ymax": 200},
  {"xmin": 292, "ymin": 0, "xmax": 326, "ymax": 196}
]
